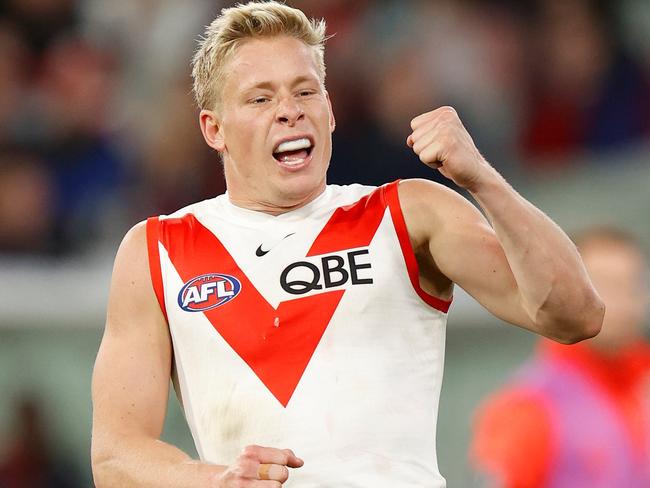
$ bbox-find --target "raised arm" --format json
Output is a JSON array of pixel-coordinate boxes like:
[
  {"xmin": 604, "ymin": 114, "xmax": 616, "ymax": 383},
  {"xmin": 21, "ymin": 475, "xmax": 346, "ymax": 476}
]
[
  {"xmin": 402, "ymin": 106, "xmax": 604, "ymax": 343},
  {"xmin": 91, "ymin": 223, "xmax": 303, "ymax": 487}
]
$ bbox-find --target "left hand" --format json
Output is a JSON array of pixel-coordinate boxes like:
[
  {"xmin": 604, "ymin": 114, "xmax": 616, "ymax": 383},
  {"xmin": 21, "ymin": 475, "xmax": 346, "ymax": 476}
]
[{"xmin": 406, "ymin": 106, "xmax": 492, "ymax": 192}]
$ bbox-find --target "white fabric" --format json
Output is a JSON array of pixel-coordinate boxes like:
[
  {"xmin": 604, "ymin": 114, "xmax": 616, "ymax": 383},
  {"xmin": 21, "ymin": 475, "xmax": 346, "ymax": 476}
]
[{"xmin": 156, "ymin": 184, "xmax": 448, "ymax": 487}]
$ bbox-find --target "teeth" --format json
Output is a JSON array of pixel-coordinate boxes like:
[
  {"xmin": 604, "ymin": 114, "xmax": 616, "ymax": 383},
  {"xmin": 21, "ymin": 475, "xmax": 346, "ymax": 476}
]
[{"xmin": 275, "ymin": 138, "xmax": 311, "ymax": 153}]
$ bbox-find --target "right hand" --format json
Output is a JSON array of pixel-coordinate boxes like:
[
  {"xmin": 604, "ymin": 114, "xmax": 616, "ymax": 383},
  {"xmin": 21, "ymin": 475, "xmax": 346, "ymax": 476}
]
[{"xmin": 212, "ymin": 445, "xmax": 304, "ymax": 487}]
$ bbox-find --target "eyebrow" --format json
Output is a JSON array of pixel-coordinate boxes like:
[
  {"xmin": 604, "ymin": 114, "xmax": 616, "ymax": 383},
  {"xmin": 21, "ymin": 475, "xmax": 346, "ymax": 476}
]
[{"xmin": 241, "ymin": 75, "xmax": 320, "ymax": 94}]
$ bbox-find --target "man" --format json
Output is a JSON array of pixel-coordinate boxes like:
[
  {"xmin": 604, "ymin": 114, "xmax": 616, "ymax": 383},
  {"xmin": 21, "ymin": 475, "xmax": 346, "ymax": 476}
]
[
  {"xmin": 91, "ymin": 2, "xmax": 604, "ymax": 487},
  {"xmin": 471, "ymin": 228, "xmax": 650, "ymax": 487}
]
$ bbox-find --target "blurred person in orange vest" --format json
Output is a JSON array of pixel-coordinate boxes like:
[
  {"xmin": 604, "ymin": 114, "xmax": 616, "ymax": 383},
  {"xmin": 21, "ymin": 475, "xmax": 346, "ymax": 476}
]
[{"xmin": 471, "ymin": 227, "xmax": 650, "ymax": 487}]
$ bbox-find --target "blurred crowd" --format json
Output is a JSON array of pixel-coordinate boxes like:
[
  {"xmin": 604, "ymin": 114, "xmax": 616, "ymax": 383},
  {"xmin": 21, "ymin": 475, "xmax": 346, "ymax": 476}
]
[
  {"xmin": 0, "ymin": 396, "xmax": 82, "ymax": 487},
  {"xmin": 1, "ymin": 0, "xmax": 649, "ymax": 256}
]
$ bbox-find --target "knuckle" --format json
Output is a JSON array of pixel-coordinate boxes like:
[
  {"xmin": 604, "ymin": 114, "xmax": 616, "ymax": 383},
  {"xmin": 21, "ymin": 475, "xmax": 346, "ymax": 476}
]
[
  {"xmin": 278, "ymin": 465, "xmax": 289, "ymax": 482},
  {"xmin": 410, "ymin": 119, "xmax": 423, "ymax": 131},
  {"xmin": 237, "ymin": 457, "xmax": 255, "ymax": 473},
  {"xmin": 241, "ymin": 444, "xmax": 259, "ymax": 458},
  {"xmin": 439, "ymin": 105, "xmax": 457, "ymax": 115},
  {"xmin": 411, "ymin": 110, "xmax": 433, "ymax": 129},
  {"xmin": 440, "ymin": 108, "xmax": 458, "ymax": 123}
]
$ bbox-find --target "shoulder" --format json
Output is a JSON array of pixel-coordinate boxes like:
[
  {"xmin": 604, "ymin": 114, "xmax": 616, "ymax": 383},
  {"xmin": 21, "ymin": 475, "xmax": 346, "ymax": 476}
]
[
  {"xmin": 109, "ymin": 221, "xmax": 153, "ymax": 296},
  {"xmin": 111, "ymin": 218, "xmax": 165, "ymax": 295},
  {"xmin": 396, "ymin": 178, "xmax": 466, "ymax": 213},
  {"xmin": 116, "ymin": 220, "xmax": 148, "ymax": 262},
  {"xmin": 105, "ymin": 219, "xmax": 165, "ymax": 333},
  {"xmin": 396, "ymin": 178, "xmax": 486, "ymax": 245}
]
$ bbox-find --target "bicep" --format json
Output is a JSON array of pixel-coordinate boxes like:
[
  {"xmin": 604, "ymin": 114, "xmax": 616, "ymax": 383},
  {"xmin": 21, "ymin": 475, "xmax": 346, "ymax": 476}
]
[
  {"xmin": 92, "ymin": 222, "xmax": 172, "ymax": 444},
  {"xmin": 433, "ymin": 211, "xmax": 534, "ymax": 328},
  {"xmin": 400, "ymin": 179, "xmax": 533, "ymax": 329}
]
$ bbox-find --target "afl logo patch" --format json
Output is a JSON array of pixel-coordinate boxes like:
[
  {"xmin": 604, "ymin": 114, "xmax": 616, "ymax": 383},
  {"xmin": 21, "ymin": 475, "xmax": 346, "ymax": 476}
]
[{"xmin": 178, "ymin": 273, "xmax": 242, "ymax": 312}]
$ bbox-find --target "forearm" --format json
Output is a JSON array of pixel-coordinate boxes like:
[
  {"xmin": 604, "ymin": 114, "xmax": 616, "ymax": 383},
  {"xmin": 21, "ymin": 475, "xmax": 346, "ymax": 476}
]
[
  {"xmin": 92, "ymin": 435, "xmax": 224, "ymax": 488},
  {"xmin": 470, "ymin": 168, "xmax": 603, "ymax": 341}
]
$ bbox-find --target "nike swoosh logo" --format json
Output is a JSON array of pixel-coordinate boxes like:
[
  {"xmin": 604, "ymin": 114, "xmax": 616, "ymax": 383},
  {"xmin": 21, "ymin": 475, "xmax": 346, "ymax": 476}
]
[
  {"xmin": 255, "ymin": 233, "xmax": 295, "ymax": 257},
  {"xmin": 255, "ymin": 245, "xmax": 270, "ymax": 257}
]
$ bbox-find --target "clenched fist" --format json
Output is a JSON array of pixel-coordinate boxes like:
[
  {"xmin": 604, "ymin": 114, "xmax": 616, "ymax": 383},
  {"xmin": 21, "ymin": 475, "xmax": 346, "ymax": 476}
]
[
  {"xmin": 211, "ymin": 445, "xmax": 303, "ymax": 487},
  {"xmin": 407, "ymin": 106, "xmax": 494, "ymax": 192}
]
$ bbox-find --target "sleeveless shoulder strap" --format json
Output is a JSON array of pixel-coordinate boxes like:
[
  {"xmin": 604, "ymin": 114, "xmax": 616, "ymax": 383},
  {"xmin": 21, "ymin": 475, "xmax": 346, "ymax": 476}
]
[
  {"xmin": 383, "ymin": 180, "xmax": 452, "ymax": 313},
  {"xmin": 146, "ymin": 216, "xmax": 168, "ymax": 321}
]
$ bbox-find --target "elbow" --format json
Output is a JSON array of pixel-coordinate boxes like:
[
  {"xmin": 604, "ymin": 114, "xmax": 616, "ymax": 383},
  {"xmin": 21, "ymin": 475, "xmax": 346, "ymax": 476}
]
[
  {"xmin": 553, "ymin": 321, "xmax": 601, "ymax": 345},
  {"xmin": 568, "ymin": 292, "xmax": 605, "ymax": 343},
  {"xmin": 539, "ymin": 292, "xmax": 605, "ymax": 345}
]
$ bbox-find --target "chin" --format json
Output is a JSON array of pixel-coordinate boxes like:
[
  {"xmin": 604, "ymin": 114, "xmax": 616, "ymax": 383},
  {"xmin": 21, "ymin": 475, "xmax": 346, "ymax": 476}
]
[{"xmin": 274, "ymin": 171, "xmax": 326, "ymax": 202}]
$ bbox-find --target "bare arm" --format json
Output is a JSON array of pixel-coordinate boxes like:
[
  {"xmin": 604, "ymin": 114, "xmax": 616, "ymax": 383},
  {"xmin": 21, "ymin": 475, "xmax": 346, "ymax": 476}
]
[
  {"xmin": 91, "ymin": 223, "xmax": 302, "ymax": 487},
  {"xmin": 91, "ymin": 222, "xmax": 223, "ymax": 487},
  {"xmin": 403, "ymin": 107, "xmax": 604, "ymax": 343}
]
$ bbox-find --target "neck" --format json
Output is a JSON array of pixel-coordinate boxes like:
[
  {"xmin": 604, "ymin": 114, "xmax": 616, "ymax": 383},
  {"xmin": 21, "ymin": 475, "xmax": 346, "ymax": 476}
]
[{"xmin": 227, "ymin": 185, "xmax": 326, "ymax": 215}]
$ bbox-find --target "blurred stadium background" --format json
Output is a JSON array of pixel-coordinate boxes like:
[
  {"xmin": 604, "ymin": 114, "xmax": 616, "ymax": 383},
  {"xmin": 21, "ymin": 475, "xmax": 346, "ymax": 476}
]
[{"xmin": 0, "ymin": 0, "xmax": 649, "ymax": 486}]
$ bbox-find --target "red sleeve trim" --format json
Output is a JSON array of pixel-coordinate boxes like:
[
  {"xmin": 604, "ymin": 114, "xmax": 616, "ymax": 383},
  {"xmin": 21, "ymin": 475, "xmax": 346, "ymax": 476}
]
[
  {"xmin": 383, "ymin": 180, "xmax": 452, "ymax": 313},
  {"xmin": 146, "ymin": 216, "xmax": 168, "ymax": 322}
]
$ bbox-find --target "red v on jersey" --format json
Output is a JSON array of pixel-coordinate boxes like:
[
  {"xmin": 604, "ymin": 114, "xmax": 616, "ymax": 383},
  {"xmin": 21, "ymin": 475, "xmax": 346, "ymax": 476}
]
[{"xmin": 153, "ymin": 187, "xmax": 389, "ymax": 407}]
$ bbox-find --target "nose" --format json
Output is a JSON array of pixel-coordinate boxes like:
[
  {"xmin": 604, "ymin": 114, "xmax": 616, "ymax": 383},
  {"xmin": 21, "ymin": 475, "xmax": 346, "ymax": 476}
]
[{"xmin": 275, "ymin": 97, "xmax": 304, "ymax": 126}]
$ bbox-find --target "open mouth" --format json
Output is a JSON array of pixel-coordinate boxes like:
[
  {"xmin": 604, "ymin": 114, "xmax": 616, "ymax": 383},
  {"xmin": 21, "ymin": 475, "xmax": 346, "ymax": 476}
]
[{"xmin": 272, "ymin": 137, "xmax": 314, "ymax": 166}]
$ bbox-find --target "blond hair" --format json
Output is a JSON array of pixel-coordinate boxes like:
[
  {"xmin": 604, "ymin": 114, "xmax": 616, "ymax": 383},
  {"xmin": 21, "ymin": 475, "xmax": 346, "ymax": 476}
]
[{"xmin": 191, "ymin": 1, "xmax": 327, "ymax": 110}]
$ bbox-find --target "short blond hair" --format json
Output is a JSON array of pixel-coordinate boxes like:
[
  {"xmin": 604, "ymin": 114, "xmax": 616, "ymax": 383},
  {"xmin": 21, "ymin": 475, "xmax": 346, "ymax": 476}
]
[{"xmin": 191, "ymin": 1, "xmax": 327, "ymax": 110}]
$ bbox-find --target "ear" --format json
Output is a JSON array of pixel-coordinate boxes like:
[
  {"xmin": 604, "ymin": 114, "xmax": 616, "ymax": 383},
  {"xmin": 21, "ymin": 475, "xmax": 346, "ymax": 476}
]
[
  {"xmin": 199, "ymin": 109, "xmax": 225, "ymax": 152},
  {"xmin": 325, "ymin": 91, "xmax": 336, "ymax": 133}
]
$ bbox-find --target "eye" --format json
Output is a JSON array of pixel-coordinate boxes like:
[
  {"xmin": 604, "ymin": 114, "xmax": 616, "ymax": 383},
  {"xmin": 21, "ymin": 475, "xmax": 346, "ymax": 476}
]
[
  {"xmin": 250, "ymin": 96, "xmax": 270, "ymax": 104},
  {"xmin": 298, "ymin": 89, "xmax": 316, "ymax": 97}
]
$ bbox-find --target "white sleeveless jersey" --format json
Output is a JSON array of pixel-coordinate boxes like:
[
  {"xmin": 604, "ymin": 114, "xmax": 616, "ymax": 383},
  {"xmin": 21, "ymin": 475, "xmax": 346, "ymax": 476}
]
[{"xmin": 146, "ymin": 181, "xmax": 451, "ymax": 487}]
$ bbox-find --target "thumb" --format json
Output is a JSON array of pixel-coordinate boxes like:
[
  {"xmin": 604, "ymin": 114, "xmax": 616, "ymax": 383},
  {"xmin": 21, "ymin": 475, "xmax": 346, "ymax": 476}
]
[{"xmin": 406, "ymin": 134, "xmax": 415, "ymax": 148}]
